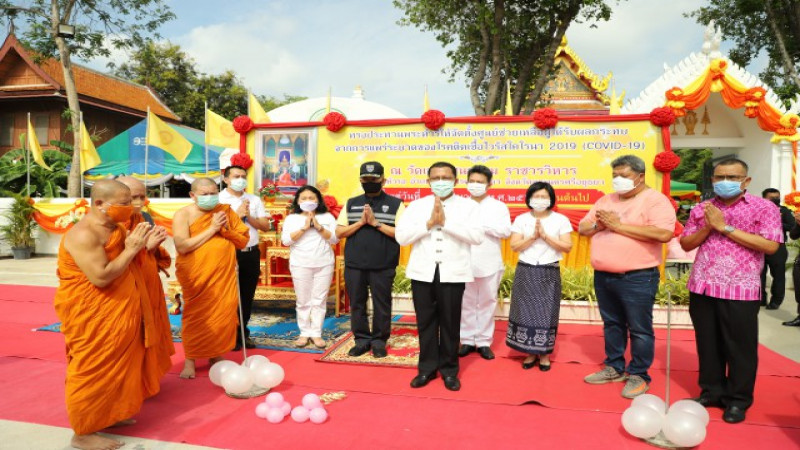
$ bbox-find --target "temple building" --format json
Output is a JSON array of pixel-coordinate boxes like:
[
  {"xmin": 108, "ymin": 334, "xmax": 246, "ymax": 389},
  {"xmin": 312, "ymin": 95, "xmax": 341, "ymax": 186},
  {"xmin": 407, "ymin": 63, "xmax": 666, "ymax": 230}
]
[{"xmin": 543, "ymin": 36, "xmax": 615, "ymax": 116}]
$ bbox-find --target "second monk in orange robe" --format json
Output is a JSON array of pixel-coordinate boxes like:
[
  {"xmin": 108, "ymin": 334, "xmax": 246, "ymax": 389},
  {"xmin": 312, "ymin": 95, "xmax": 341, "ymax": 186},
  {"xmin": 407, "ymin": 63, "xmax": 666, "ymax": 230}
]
[{"xmin": 173, "ymin": 177, "xmax": 249, "ymax": 378}]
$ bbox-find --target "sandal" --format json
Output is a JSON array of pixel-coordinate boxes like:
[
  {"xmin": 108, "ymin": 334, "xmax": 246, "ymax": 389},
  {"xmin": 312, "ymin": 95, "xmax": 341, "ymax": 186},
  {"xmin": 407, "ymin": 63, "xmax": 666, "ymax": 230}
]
[
  {"xmin": 311, "ymin": 337, "xmax": 327, "ymax": 349},
  {"xmin": 294, "ymin": 337, "xmax": 310, "ymax": 347}
]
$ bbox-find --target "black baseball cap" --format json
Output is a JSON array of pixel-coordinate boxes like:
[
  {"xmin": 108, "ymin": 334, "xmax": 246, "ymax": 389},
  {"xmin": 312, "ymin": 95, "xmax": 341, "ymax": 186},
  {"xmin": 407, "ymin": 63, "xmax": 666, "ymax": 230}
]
[{"xmin": 360, "ymin": 161, "xmax": 384, "ymax": 177}]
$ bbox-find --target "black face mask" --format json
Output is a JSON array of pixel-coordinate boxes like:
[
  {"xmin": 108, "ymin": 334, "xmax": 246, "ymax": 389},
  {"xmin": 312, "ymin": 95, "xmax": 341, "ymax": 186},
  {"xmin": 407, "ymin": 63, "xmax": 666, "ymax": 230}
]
[
  {"xmin": 361, "ymin": 181, "xmax": 382, "ymax": 194},
  {"xmin": 769, "ymin": 197, "xmax": 780, "ymax": 206}
]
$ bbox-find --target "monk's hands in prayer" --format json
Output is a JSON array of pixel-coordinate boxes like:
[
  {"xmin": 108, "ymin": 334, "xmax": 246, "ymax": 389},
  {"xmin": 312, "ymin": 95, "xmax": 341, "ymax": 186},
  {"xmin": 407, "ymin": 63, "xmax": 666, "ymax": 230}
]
[
  {"xmin": 210, "ymin": 211, "xmax": 228, "ymax": 232},
  {"xmin": 596, "ymin": 210, "xmax": 621, "ymax": 231},
  {"xmin": 125, "ymin": 222, "xmax": 152, "ymax": 253},
  {"xmin": 146, "ymin": 225, "xmax": 168, "ymax": 251},
  {"xmin": 703, "ymin": 203, "xmax": 726, "ymax": 232},
  {"xmin": 236, "ymin": 199, "xmax": 250, "ymax": 218}
]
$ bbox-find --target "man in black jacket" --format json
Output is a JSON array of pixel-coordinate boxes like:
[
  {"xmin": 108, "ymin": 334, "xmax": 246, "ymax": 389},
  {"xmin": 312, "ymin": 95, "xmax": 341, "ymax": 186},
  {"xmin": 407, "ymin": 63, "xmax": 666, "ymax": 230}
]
[
  {"xmin": 760, "ymin": 188, "xmax": 795, "ymax": 310},
  {"xmin": 336, "ymin": 162, "xmax": 405, "ymax": 357}
]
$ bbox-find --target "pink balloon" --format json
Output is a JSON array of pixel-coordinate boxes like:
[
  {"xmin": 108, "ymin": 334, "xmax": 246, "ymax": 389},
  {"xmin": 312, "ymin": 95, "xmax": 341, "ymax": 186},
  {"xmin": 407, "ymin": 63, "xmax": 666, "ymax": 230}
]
[
  {"xmin": 291, "ymin": 406, "xmax": 310, "ymax": 423},
  {"xmin": 302, "ymin": 393, "xmax": 322, "ymax": 410},
  {"xmin": 280, "ymin": 401, "xmax": 292, "ymax": 416},
  {"xmin": 266, "ymin": 392, "xmax": 284, "ymax": 407},
  {"xmin": 255, "ymin": 403, "xmax": 270, "ymax": 419},
  {"xmin": 309, "ymin": 407, "xmax": 328, "ymax": 424},
  {"xmin": 266, "ymin": 407, "xmax": 284, "ymax": 424}
]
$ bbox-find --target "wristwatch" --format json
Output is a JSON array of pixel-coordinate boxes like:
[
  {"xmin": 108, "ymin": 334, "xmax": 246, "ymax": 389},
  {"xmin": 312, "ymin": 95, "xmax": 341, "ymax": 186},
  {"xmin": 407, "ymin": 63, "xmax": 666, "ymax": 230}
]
[{"xmin": 723, "ymin": 225, "xmax": 735, "ymax": 234}]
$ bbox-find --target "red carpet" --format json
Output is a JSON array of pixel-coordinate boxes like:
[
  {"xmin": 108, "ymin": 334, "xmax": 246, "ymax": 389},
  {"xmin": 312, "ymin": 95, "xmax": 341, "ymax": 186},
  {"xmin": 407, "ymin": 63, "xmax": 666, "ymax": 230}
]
[{"xmin": 2, "ymin": 283, "xmax": 799, "ymax": 449}]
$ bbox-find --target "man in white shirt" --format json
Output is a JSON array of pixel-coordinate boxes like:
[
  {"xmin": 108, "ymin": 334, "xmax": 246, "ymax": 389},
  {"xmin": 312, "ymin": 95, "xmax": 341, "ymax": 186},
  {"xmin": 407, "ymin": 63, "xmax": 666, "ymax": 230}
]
[
  {"xmin": 396, "ymin": 161, "xmax": 483, "ymax": 391},
  {"xmin": 459, "ymin": 165, "xmax": 511, "ymax": 360},
  {"xmin": 218, "ymin": 165, "xmax": 272, "ymax": 350}
]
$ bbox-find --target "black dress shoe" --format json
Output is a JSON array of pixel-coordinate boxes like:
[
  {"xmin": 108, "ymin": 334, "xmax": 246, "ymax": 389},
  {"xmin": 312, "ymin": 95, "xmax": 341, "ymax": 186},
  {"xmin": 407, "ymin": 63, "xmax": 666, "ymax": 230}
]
[
  {"xmin": 723, "ymin": 405, "xmax": 746, "ymax": 424},
  {"xmin": 348, "ymin": 344, "xmax": 370, "ymax": 357},
  {"xmin": 443, "ymin": 376, "xmax": 461, "ymax": 391},
  {"xmin": 476, "ymin": 346, "xmax": 495, "ymax": 360},
  {"xmin": 371, "ymin": 346, "xmax": 388, "ymax": 358},
  {"xmin": 691, "ymin": 396, "xmax": 723, "ymax": 408},
  {"xmin": 782, "ymin": 316, "xmax": 800, "ymax": 326},
  {"xmin": 766, "ymin": 303, "xmax": 780, "ymax": 310},
  {"xmin": 410, "ymin": 372, "xmax": 437, "ymax": 388},
  {"xmin": 458, "ymin": 344, "xmax": 476, "ymax": 357},
  {"xmin": 244, "ymin": 337, "xmax": 257, "ymax": 349},
  {"xmin": 539, "ymin": 363, "xmax": 551, "ymax": 372},
  {"xmin": 522, "ymin": 357, "xmax": 538, "ymax": 370}
]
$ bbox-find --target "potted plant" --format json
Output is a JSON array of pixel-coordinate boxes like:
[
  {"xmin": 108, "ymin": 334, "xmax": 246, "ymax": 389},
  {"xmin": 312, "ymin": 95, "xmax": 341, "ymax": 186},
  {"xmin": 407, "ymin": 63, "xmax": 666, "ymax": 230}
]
[
  {"xmin": 259, "ymin": 182, "xmax": 280, "ymax": 204},
  {"xmin": 0, "ymin": 194, "xmax": 37, "ymax": 259}
]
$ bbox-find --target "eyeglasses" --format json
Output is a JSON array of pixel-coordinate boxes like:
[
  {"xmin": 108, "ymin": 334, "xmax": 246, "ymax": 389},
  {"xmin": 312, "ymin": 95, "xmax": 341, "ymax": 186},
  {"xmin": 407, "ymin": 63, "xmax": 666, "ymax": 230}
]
[{"xmin": 711, "ymin": 175, "xmax": 747, "ymax": 182}]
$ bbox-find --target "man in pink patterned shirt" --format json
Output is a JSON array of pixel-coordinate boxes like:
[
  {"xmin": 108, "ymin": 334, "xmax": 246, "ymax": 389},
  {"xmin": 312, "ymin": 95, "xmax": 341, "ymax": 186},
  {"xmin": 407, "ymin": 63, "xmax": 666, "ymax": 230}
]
[{"xmin": 680, "ymin": 158, "xmax": 781, "ymax": 424}]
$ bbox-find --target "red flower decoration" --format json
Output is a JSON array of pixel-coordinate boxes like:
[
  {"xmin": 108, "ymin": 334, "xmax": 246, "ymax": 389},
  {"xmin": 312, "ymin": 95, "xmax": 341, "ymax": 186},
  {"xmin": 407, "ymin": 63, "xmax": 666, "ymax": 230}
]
[
  {"xmin": 323, "ymin": 112, "xmax": 346, "ymax": 132},
  {"xmin": 421, "ymin": 109, "xmax": 446, "ymax": 130},
  {"xmin": 532, "ymin": 108, "xmax": 558, "ymax": 129},
  {"xmin": 323, "ymin": 195, "xmax": 342, "ymax": 218},
  {"xmin": 650, "ymin": 107, "xmax": 676, "ymax": 127},
  {"xmin": 784, "ymin": 191, "xmax": 800, "ymax": 209},
  {"xmin": 232, "ymin": 115, "xmax": 254, "ymax": 134},
  {"xmin": 653, "ymin": 150, "xmax": 681, "ymax": 173},
  {"xmin": 230, "ymin": 152, "xmax": 253, "ymax": 170}
]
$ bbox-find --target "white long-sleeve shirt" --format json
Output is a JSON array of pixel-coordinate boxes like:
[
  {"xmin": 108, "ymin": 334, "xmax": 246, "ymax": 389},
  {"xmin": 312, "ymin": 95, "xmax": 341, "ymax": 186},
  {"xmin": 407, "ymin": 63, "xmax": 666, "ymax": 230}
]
[
  {"xmin": 281, "ymin": 212, "xmax": 339, "ymax": 268},
  {"xmin": 470, "ymin": 196, "xmax": 511, "ymax": 277},
  {"xmin": 395, "ymin": 195, "xmax": 483, "ymax": 283}
]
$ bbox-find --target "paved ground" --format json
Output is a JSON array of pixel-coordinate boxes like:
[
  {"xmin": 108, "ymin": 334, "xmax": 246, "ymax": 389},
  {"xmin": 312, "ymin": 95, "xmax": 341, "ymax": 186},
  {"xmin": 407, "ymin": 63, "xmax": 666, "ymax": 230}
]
[{"xmin": 1, "ymin": 255, "xmax": 798, "ymax": 449}]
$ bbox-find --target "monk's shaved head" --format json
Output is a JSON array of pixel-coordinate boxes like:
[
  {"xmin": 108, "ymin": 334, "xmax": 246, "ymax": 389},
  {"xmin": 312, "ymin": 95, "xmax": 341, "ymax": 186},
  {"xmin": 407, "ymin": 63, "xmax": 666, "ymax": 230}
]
[
  {"xmin": 117, "ymin": 176, "xmax": 147, "ymax": 211},
  {"xmin": 116, "ymin": 176, "xmax": 145, "ymax": 192},
  {"xmin": 91, "ymin": 180, "xmax": 130, "ymax": 203},
  {"xmin": 191, "ymin": 178, "xmax": 218, "ymax": 193}
]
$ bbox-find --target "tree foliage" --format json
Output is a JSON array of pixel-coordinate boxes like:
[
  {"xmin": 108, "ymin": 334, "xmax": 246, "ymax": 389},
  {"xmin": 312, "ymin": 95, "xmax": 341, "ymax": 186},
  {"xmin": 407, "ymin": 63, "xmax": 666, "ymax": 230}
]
[
  {"xmin": 672, "ymin": 148, "xmax": 713, "ymax": 188},
  {"xmin": 689, "ymin": 0, "xmax": 800, "ymax": 103},
  {"xmin": 0, "ymin": 0, "xmax": 175, "ymax": 197},
  {"xmin": 393, "ymin": 0, "xmax": 618, "ymax": 115},
  {"xmin": 0, "ymin": 147, "xmax": 71, "ymax": 198},
  {"xmin": 113, "ymin": 41, "xmax": 305, "ymax": 128}
]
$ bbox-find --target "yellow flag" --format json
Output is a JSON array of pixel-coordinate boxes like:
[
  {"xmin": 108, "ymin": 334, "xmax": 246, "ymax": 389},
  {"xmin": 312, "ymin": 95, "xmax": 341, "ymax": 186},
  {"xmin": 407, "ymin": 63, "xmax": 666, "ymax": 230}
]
[
  {"xmin": 205, "ymin": 108, "xmax": 239, "ymax": 148},
  {"xmin": 146, "ymin": 111, "xmax": 192, "ymax": 163},
  {"xmin": 504, "ymin": 81, "xmax": 514, "ymax": 116},
  {"xmin": 423, "ymin": 86, "xmax": 430, "ymax": 112},
  {"xmin": 26, "ymin": 118, "xmax": 51, "ymax": 170},
  {"xmin": 79, "ymin": 121, "xmax": 101, "ymax": 171},
  {"xmin": 248, "ymin": 93, "xmax": 271, "ymax": 123}
]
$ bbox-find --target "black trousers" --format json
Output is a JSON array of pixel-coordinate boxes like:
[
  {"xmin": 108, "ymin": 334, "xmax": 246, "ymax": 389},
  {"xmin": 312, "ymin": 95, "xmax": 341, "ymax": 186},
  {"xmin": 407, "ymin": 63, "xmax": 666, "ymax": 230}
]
[
  {"xmin": 792, "ymin": 257, "xmax": 800, "ymax": 314},
  {"xmin": 760, "ymin": 243, "xmax": 787, "ymax": 305},
  {"xmin": 411, "ymin": 267, "xmax": 465, "ymax": 378},
  {"xmin": 345, "ymin": 266, "xmax": 395, "ymax": 348},
  {"xmin": 689, "ymin": 292, "xmax": 760, "ymax": 409},
  {"xmin": 236, "ymin": 247, "xmax": 261, "ymax": 341}
]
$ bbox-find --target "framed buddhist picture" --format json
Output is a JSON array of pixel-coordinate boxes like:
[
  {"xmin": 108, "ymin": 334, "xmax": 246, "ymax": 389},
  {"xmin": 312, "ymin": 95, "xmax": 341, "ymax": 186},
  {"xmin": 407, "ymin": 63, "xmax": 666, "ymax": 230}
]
[{"xmin": 255, "ymin": 129, "xmax": 317, "ymax": 195}]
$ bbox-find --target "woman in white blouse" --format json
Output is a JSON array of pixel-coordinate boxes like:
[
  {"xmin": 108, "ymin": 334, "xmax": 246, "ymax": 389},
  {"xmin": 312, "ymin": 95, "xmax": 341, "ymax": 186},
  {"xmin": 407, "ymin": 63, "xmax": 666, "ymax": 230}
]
[
  {"xmin": 281, "ymin": 185, "xmax": 339, "ymax": 349},
  {"xmin": 506, "ymin": 182, "xmax": 573, "ymax": 371}
]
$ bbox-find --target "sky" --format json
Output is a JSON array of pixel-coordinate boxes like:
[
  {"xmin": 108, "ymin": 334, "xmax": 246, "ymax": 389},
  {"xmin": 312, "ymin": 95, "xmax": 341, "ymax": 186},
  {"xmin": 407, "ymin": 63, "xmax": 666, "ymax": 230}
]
[{"xmin": 82, "ymin": 0, "xmax": 766, "ymax": 118}]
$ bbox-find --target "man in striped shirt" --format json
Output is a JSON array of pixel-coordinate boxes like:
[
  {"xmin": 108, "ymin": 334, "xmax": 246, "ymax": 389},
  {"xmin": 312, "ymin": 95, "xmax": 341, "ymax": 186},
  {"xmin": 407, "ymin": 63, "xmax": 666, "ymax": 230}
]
[{"xmin": 680, "ymin": 158, "xmax": 782, "ymax": 424}]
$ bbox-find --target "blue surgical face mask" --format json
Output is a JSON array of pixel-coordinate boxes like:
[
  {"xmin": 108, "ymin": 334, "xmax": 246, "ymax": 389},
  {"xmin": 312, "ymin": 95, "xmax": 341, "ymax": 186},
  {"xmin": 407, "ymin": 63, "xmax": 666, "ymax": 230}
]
[
  {"xmin": 196, "ymin": 194, "xmax": 219, "ymax": 210},
  {"xmin": 430, "ymin": 180, "xmax": 455, "ymax": 198},
  {"xmin": 229, "ymin": 178, "xmax": 247, "ymax": 192},
  {"xmin": 713, "ymin": 180, "xmax": 743, "ymax": 199}
]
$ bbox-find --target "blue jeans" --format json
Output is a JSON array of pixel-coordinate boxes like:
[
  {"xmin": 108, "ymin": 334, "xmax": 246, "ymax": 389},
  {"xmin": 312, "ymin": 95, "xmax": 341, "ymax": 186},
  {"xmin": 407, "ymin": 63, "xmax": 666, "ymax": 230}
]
[{"xmin": 594, "ymin": 268, "xmax": 658, "ymax": 382}]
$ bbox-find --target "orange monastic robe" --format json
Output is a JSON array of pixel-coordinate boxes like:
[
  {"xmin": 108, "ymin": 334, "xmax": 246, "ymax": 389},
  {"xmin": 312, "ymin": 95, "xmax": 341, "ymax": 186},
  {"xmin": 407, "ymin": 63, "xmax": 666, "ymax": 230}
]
[
  {"xmin": 127, "ymin": 212, "xmax": 175, "ymax": 398},
  {"xmin": 175, "ymin": 204, "xmax": 249, "ymax": 359},
  {"xmin": 54, "ymin": 224, "xmax": 148, "ymax": 435}
]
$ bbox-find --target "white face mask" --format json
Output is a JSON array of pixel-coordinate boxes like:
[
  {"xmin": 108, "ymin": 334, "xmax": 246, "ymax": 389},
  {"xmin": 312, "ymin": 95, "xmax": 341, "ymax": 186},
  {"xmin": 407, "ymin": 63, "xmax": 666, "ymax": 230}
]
[
  {"xmin": 229, "ymin": 178, "xmax": 247, "ymax": 192},
  {"xmin": 529, "ymin": 198, "xmax": 550, "ymax": 211},
  {"xmin": 466, "ymin": 182, "xmax": 487, "ymax": 197},
  {"xmin": 612, "ymin": 176, "xmax": 639, "ymax": 194},
  {"xmin": 299, "ymin": 201, "xmax": 318, "ymax": 212}
]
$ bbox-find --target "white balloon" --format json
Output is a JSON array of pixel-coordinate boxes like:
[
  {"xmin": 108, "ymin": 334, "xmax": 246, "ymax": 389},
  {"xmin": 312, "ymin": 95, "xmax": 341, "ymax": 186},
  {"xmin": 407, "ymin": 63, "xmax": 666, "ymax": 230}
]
[
  {"xmin": 669, "ymin": 400, "xmax": 710, "ymax": 426},
  {"xmin": 209, "ymin": 360, "xmax": 238, "ymax": 387},
  {"xmin": 244, "ymin": 355, "xmax": 270, "ymax": 371},
  {"xmin": 221, "ymin": 365, "xmax": 255, "ymax": 394},
  {"xmin": 621, "ymin": 406, "xmax": 664, "ymax": 439},
  {"xmin": 663, "ymin": 410, "xmax": 707, "ymax": 448},
  {"xmin": 631, "ymin": 394, "xmax": 667, "ymax": 416},
  {"xmin": 253, "ymin": 362, "xmax": 286, "ymax": 389}
]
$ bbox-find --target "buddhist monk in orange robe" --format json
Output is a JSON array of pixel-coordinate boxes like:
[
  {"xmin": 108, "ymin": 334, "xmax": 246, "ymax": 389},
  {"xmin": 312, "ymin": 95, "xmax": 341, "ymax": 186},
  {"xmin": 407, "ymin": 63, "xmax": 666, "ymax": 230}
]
[
  {"xmin": 55, "ymin": 179, "xmax": 153, "ymax": 450},
  {"xmin": 173, "ymin": 177, "xmax": 249, "ymax": 378},
  {"xmin": 118, "ymin": 176, "xmax": 175, "ymax": 397}
]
